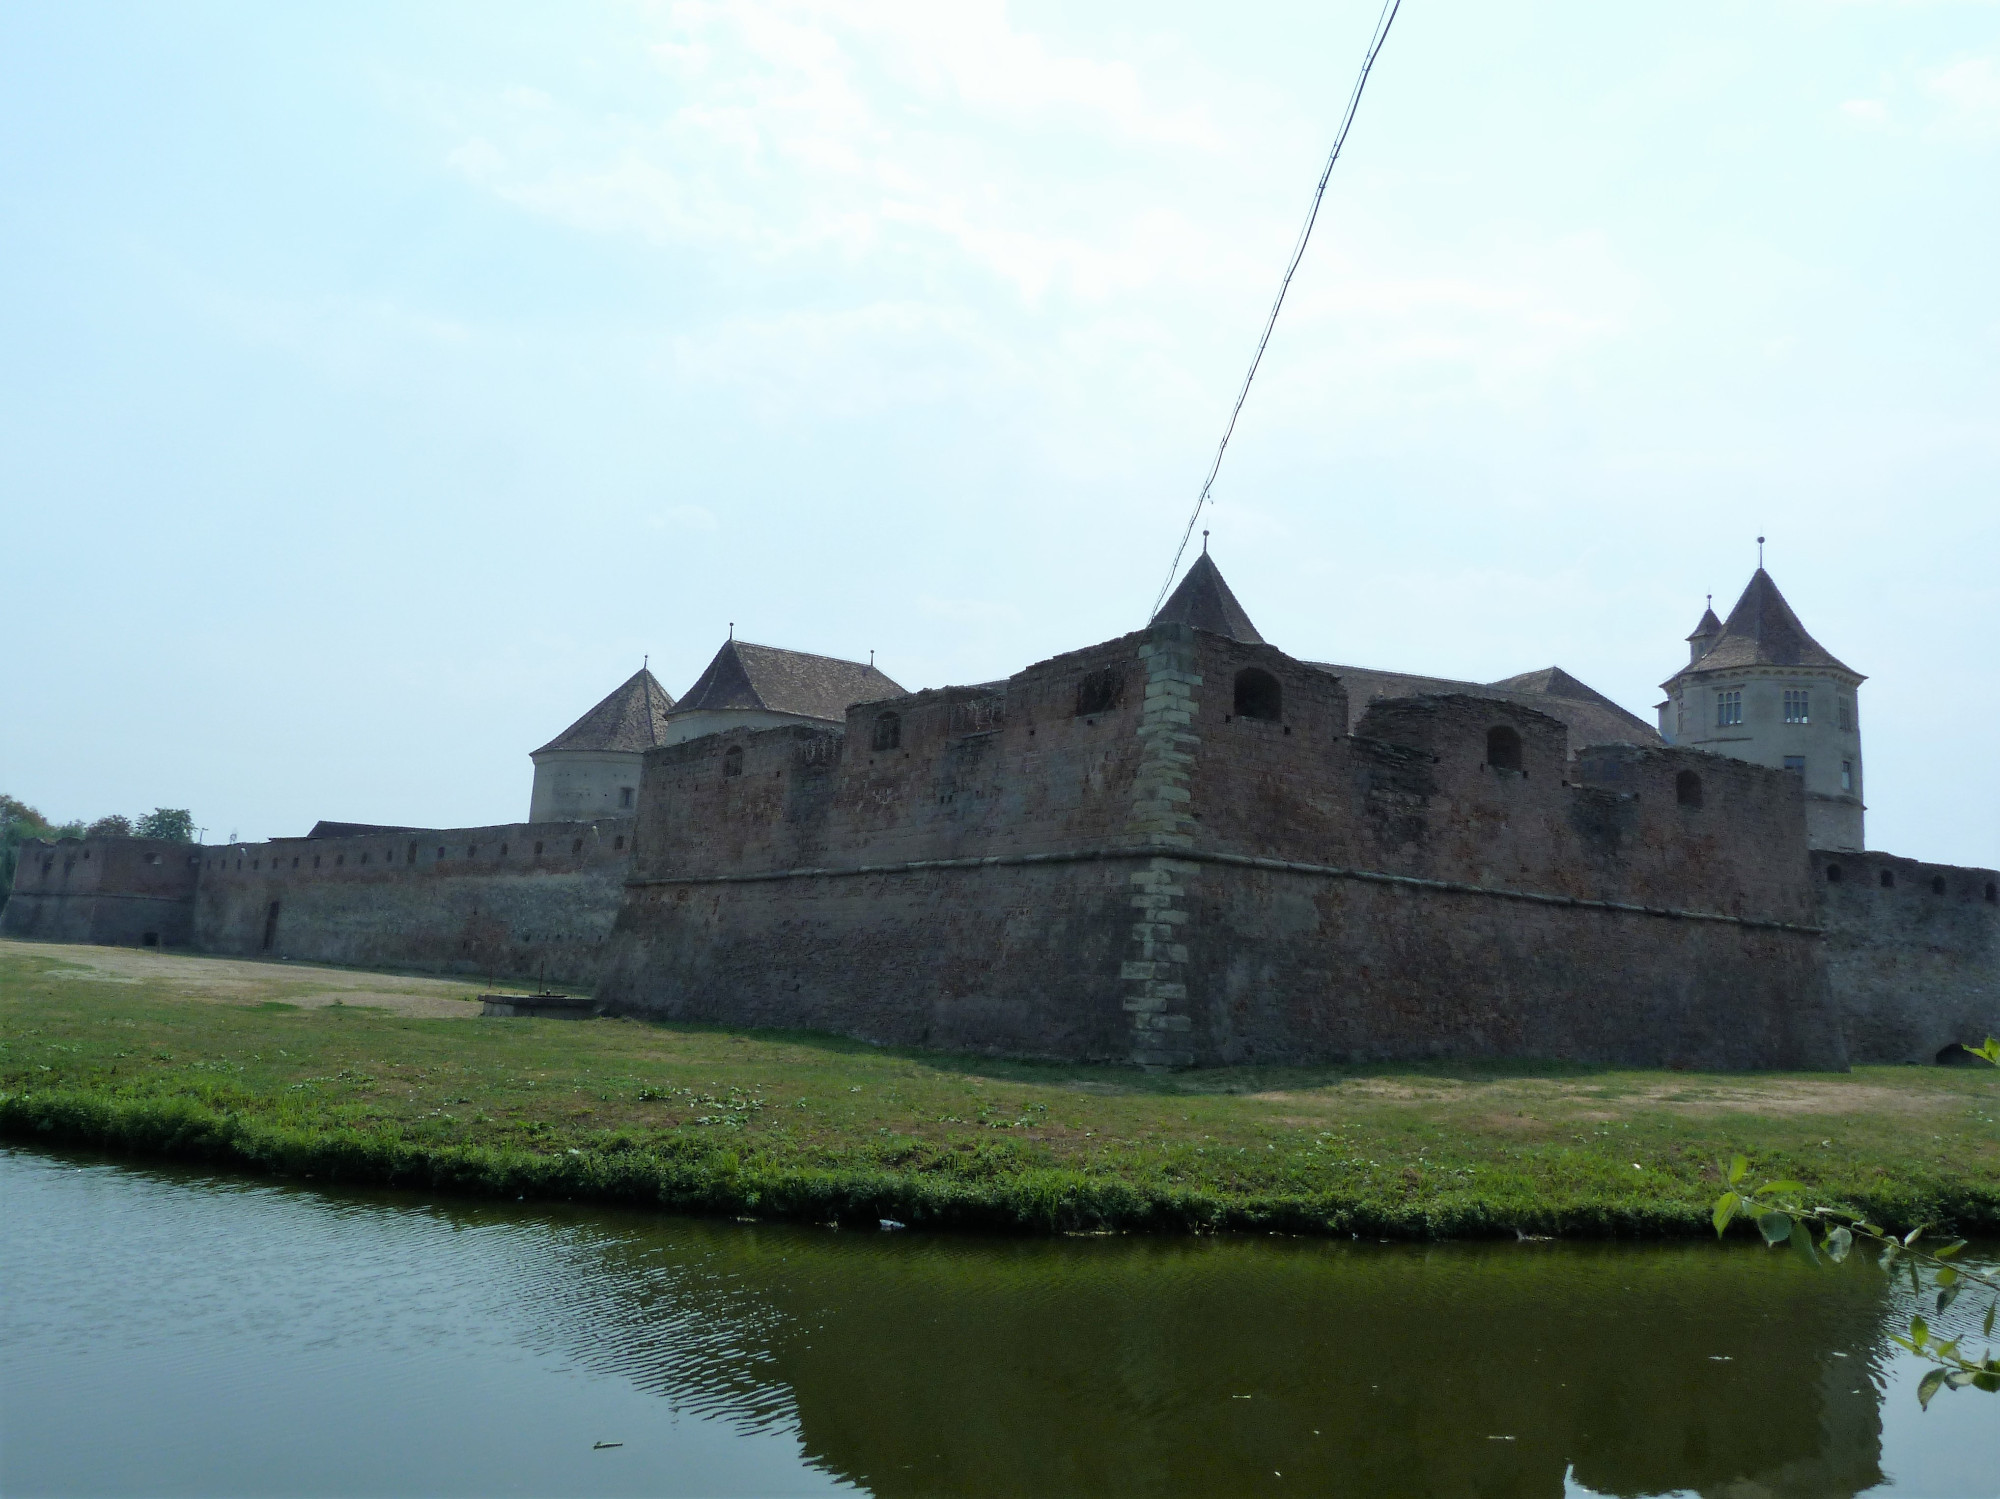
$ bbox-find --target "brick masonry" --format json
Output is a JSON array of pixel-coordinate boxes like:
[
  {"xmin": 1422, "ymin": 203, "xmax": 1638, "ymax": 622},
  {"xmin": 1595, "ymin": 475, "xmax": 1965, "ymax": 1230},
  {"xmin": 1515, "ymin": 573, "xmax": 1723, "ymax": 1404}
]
[
  {"xmin": 593, "ymin": 623, "xmax": 1861, "ymax": 1069},
  {"xmin": 1811, "ymin": 849, "xmax": 2000, "ymax": 1064}
]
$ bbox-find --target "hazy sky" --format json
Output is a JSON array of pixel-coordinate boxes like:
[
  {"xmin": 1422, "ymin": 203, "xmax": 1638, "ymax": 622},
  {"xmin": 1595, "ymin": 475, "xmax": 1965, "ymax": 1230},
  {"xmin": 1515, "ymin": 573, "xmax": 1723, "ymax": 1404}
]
[{"xmin": 3, "ymin": 1, "xmax": 1995, "ymax": 865}]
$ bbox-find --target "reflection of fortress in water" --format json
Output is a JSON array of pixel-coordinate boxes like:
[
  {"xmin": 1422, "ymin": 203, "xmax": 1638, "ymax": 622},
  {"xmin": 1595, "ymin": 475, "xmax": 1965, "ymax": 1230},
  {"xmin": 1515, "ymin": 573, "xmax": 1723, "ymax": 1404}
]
[{"xmin": 506, "ymin": 1203, "xmax": 1894, "ymax": 1498}]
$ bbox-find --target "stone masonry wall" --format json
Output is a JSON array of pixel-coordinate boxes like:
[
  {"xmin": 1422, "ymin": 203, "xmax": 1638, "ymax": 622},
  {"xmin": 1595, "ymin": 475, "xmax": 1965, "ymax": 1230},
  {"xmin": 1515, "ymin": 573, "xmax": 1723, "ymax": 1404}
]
[
  {"xmin": 598, "ymin": 623, "xmax": 1845, "ymax": 1069},
  {"xmin": 1, "ymin": 837, "xmax": 201, "ymax": 947},
  {"xmin": 193, "ymin": 820, "xmax": 634, "ymax": 987},
  {"xmin": 1812, "ymin": 849, "xmax": 2000, "ymax": 1064}
]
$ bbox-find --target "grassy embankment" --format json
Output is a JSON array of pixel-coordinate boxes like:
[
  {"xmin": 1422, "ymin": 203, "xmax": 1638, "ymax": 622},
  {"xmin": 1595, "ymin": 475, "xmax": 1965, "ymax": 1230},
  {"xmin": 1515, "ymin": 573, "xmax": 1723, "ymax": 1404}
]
[{"xmin": 3, "ymin": 940, "xmax": 1996, "ymax": 1239}]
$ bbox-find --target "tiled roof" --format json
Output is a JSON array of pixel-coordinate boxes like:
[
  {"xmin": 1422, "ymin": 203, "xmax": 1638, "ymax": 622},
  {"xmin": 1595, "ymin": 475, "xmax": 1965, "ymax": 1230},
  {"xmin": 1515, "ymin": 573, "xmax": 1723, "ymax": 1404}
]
[
  {"xmin": 1314, "ymin": 663, "xmax": 1662, "ymax": 749},
  {"xmin": 1151, "ymin": 554, "xmax": 1264, "ymax": 644},
  {"xmin": 1686, "ymin": 606, "xmax": 1723, "ymax": 642},
  {"xmin": 1664, "ymin": 570, "xmax": 1860, "ymax": 686},
  {"xmin": 534, "ymin": 669, "xmax": 677, "ymax": 756},
  {"xmin": 306, "ymin": 821, "xmax": 433, "ymax": 840},
  {"xmin": 670, "ymin": 640, "xmax": 905, "ymax": 723}
]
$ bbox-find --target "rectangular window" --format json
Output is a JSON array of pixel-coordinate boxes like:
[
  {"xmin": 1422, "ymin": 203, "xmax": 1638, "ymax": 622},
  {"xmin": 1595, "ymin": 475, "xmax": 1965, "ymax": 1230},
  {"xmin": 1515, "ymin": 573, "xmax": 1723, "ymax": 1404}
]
[
  {"xmin": 1841, "ymin": 760, "xmax": 1853, "ymax": 792},
  {"xmin": 619, "ymin": 787, "xmax": 634, "ymax": 809},
  {"xmin": 1716, "ymin": 690, "xmax": 1743, "ymax": 727},
  {"xmin": 1783, "ymin": 689, "xmax": 1809, "ymax": 724},
  {"xmin": 1838, "ymin": 699, "xmax": 1852, "ymax": 731},
  {"xmin": 1783, "ymin": 755, "xmax": 1806, "ymax": 775}
]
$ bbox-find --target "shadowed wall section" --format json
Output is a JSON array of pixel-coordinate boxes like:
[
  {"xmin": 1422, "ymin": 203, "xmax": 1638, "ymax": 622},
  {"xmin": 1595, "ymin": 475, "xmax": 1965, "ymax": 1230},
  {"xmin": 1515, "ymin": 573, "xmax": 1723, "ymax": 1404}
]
[{"xmin": 596, "ymin": 624, "xmax": 1849, "ymax": 1070}]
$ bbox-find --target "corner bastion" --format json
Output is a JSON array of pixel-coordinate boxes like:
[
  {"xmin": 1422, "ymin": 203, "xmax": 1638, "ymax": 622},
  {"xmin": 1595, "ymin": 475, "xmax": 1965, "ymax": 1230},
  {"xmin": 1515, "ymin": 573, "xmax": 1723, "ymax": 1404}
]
[{"xmin": 594, "ymin": 619, "xmax": 1848, "ymax": 1070}]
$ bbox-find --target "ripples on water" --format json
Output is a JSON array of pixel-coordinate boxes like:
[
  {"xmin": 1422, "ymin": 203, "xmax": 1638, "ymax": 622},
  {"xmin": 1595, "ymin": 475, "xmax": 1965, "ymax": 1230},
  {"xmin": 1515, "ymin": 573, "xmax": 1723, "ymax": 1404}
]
[{"xmin": 2, "ymin": 1146, "xmax": 1993, "ymax": 1497}]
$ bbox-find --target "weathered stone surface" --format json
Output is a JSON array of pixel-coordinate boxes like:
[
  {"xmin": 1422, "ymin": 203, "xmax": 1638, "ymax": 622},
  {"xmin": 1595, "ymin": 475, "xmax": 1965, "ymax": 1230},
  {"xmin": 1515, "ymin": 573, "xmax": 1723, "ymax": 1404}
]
[
  {"xmin": 594, "ymin": 624, "xmax": 1853, "ymax": 1070},
  {"xmin": 1812, "ymin": 849, "xmax": 2000, "ymax": 1064}
]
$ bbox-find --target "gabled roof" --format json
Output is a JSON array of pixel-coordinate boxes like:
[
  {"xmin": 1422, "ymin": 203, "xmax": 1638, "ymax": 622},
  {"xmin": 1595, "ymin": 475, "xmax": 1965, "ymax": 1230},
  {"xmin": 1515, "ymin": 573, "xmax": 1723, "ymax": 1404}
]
[
  {"xmin": 306, "ymin": 821, "xmax": 432, "ymax": 840},
  {"xmin": 1151, "ymin": 554, "xmax": 1264, "ymax": 644},
  {"xmin": 1665, "ymin": 569, "xmax": 1861, "ymax": 685},
  {"xmin": 1686, "ymin": 606, "xmax": 1723, "ymax": 642},
  {"xmin": 1314, "ymin": 663, "xmax": 1662, "ymax": 749},
  {"xmin": 534, "ymin": 668, "xmax": 677, "ymax": 756},
  {"xmin": 669, "ymin": 640, "xmax": 904, "ymax": 723}
]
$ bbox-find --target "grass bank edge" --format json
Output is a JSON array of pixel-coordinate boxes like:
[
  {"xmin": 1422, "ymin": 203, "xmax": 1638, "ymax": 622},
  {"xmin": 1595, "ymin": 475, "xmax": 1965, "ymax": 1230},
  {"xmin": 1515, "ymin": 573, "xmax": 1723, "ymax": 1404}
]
[{"xmin": 7, "ymin": 1086, "xmax": 1994, "ymax": 1242}]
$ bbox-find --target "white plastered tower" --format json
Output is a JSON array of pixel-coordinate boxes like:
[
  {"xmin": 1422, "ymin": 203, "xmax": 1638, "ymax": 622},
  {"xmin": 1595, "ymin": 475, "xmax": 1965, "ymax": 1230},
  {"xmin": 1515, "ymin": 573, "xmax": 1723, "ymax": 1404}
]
[{"xmin": 1657, "ymin": 569, "xmax": 1866, "ymax": 852}]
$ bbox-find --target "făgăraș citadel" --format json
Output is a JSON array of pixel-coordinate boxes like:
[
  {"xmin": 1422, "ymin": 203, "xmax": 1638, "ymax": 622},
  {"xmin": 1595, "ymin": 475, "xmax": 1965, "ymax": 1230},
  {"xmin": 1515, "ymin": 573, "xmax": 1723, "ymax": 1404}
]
[{"xmin": 7, "ymin": 558, "xmax": 1994, "ymax": 1070}]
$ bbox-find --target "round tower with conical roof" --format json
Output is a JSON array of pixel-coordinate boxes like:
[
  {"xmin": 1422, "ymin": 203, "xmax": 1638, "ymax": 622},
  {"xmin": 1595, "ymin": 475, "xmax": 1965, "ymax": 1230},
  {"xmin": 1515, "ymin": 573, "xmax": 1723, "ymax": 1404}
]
[
  {"xmin": 528, "ymin": 668, "xmax": 675, "ymax": 823},
  {"xmin": 1658, "ymin": 570, "xmax": 1865, "ymax": 852}
]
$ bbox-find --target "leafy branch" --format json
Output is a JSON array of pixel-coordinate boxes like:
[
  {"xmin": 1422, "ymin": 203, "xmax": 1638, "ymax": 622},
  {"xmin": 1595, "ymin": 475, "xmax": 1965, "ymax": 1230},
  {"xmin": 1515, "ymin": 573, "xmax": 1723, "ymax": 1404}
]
[{"xmin": 1717, "ymin": 1039, "xmax": 2000, "ymax": 1409}]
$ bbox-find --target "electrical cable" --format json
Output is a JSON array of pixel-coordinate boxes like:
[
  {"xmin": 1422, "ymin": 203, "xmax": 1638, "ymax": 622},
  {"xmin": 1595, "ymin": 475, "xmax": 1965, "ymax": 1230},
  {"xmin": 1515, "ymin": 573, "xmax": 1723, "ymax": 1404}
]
[{"xmin": 1149, "ymin": 0, "xmax": 1402, "ymax": 618}]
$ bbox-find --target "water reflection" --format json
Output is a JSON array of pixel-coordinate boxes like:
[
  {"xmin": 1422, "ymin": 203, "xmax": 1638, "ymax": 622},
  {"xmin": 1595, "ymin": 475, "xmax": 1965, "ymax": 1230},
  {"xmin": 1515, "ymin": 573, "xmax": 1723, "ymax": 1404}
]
[{"xmin": 1, "ymin": 1148, "xmax": 1964, "ymax": 1498}]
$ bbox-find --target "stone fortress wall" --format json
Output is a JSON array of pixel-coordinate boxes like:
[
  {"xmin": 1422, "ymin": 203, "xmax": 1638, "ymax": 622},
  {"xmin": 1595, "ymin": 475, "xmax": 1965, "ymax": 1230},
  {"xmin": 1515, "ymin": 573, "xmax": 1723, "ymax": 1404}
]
[
  {"xmin": 4, "ymin": 563, "xmax": 1994, "ymax": 1065},
  {"xmin": 185, "ymin": 819, "xmax": 635, "ymax": 987},
  {"xmin": 595, "ymin": 624, "xmax": 1849, "ymax": 1070},
  {"xmin": 1812, "ymin": 849, "xmax": 2000, "ymax": 1065},
  {"xmin": 3, "ymin": 836, "xmax": 201, "ymax": 949}
]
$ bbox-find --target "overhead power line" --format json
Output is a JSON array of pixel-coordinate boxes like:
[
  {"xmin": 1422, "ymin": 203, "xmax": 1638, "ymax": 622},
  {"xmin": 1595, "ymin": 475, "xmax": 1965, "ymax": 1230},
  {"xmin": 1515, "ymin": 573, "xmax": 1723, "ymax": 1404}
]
[{"xmin": 1149, "ymin": 0, "xmax": 1403, "ymax": 618}]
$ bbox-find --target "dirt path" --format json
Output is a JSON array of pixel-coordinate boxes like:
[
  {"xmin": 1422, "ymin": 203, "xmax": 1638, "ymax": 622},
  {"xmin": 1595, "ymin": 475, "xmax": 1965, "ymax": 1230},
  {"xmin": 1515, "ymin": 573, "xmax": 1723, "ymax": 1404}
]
[{"xmin": 1, "ymin": 940, "xmax": 486, "ymax": 1019}]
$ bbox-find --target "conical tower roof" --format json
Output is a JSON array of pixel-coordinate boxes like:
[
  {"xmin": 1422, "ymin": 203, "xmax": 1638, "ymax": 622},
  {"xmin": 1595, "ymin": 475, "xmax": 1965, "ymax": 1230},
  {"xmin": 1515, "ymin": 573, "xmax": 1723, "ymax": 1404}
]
[
  {"xmin": 1151, "ymin": 554, "xmax": 1263, "ymax": 644},
  {"xmin": 1686, "ymin": 605, "xmax": 1723, "ymax": 643},
  {"xmin": 533, "ymin": 668, "xmax": 676, "ymax": 755},
  {"xmin": 1664, "ymin": 570, "xmax": 1860, "ymax": 685},
  {"xmin": 670, "ymin": 639, "xmax": 904, "ymax": 722}
]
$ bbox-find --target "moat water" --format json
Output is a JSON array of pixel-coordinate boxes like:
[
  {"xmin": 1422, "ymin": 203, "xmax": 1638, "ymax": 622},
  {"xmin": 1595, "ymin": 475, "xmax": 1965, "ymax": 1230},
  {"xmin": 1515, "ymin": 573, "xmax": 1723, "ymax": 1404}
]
[{"xmin": 3, "ymin": 1147, "xmax": 1995, "ymax": 1498}]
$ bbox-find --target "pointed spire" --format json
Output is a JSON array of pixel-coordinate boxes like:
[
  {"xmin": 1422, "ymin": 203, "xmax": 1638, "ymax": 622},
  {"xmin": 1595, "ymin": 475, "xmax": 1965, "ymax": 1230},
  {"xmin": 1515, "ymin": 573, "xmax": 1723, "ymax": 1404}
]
[
  {"xmin": 533, "ymin": 668, "xmax": 677, "ymax": 755},
  {"xmin": 1685, "ymin": 595, "xmax": 1724, "ymax": 664},
  {"xmin": 1150, "ymin": 553, "xmax": 1264, "ymax": 644},
  {"xmin": 1664, "ymin": 569, "xmax": 1861, "ymax": 683}
]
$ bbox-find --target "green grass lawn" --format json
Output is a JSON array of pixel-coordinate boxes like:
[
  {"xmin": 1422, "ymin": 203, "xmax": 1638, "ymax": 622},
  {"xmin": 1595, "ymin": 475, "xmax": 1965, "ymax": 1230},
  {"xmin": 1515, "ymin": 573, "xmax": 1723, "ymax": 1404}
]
[{"xmin": 3, "ymin": 940, "xmax": 1996, "ymax": 1239}]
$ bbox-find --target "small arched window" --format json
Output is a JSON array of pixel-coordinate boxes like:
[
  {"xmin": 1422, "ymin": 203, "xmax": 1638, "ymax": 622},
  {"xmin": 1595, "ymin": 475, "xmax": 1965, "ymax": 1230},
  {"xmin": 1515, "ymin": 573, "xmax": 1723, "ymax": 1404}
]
[
  {"xmin": 1233, "ymin": 668, "xmax": 1281, "ymax": 722},
  {"xmin": 1931, "ymin": 875, "xmax": 1947, "ymax": 896},
  {"xmin": 1675, "ymin": 769, "xmax": 1703, "ymax": 808},
  {"xmin": 1825, "ymin": 864, "xmax": 1843, "ymax": 884},
  {"xmin": 1880, "ymin": 869, "xmax": 1895, "ymax": 889},
  {"xmin": 1486, "ymin": 725, "xmax": 1523, "ymax": 773},
  {"xmin": 723, "ymin": 745, "xmax": 744, "ymax": 778},
  {"xmin": 872, "ymin": 712, "xmax": 902, "ymax": 752}
]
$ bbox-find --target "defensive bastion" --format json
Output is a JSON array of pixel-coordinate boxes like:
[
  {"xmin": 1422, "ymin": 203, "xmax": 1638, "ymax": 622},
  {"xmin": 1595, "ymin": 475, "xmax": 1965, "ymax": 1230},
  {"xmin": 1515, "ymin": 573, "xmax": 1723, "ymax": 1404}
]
[{"xmin": 595, "ymin": 618, "xmax": 1849, "ymax": 1070}]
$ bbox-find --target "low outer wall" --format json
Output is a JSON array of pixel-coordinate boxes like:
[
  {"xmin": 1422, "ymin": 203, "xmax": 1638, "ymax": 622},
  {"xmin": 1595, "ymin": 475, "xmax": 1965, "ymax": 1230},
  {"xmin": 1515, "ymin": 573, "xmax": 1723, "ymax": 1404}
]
[
  {"xmin": 598, "ymin": 854, "xmax": 1844, "ymax": 1070},
  {"xmin": 194, "ymin": 821, "xmax": 634, "ymax": 987},
  {"xmin": 1814, "ymin": 850, "xmax": 2000, "ymax": 1064},
  {"xmin": 1, "ymin": 838, "xmax": 199, "ymax": 947}
]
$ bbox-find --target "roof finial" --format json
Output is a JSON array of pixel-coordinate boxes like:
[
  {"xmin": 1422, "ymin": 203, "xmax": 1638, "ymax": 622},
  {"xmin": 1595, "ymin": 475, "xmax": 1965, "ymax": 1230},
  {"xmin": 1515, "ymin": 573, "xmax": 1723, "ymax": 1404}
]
[
  {"xmin": 1202, "ymin": 529, "xmax": 1209, "ymax": 555},
  {"xmin": 643, "ymin": 653, "xmax": 648, "ymax": 670},
  {"xmin": 1757, "ymin": 536, "xmax": 1765, "ymax": 569},
  {"xmin": 729, "ymin": 622, "xmax": 734, "ymax": 641}
]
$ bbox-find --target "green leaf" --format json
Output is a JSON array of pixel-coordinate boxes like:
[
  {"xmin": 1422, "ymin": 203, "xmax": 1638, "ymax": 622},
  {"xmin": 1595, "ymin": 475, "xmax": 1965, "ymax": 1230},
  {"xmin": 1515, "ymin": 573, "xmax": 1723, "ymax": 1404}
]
[
  {"xmin": 1918, "ymin": 1368, "xmax": 1947, "ymax": 1410},
  {"xmin": 1881, "ymin": 1243, "xmax": 1902, "ymax": 1270},
  {"xmin": 1948, "ymin": 1371, "xmax": 1976, "ymax": 1390},
  {"xmin": 1713, "ymin": 1192, "xmax": 1741, "ymax": 1237},
  {"xmin": 1757, "ymin": 1211, "xmax": 1792, "ymax": 1246},
  {"xmin": 1728, "ymin": 1154, "xmax": 1748, "ymax": 1186},
  {"xmin": 1937, "ymin": 1241, "xmax": 1966, "ymax": 1259},
  {"xmin": 1791, "ymin": 1220, "xmax": 1819, "ymax": 1265},
  {"xmin": 1754, "ymin": 1181, "xmax": 1805, "ymax": 1197},
  {"xmin": 1826, "ymin": 1226, "xmax": 1853, "ymax": 1263},
  {"xmin": 1939, "ymin": 1283, "xmax": 1962, "ymax": 1313},
  {"xmin": 1906, "ymin": 1226, "xmax": 1927, "ymax": 1248},
  {"xmin": 1911, "ymin": 1316, "xmax": 1930, "ymax": 1349},
  {"xmin": 1983, "ymin": 1302, "xmax": 1994, "ymax": 1339},
  {"xmin": 1938, "ymin": 1266, "xmax": 1959, "ymax": 1287},
  {"xmin": 1974, "ymin": 1373, "xmax": 2000, "ymax": 1393}
]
